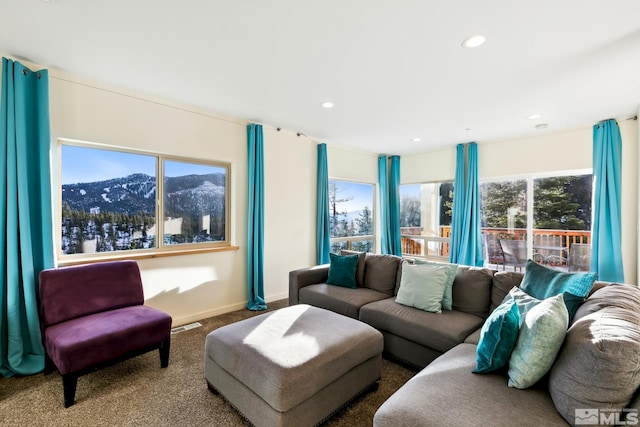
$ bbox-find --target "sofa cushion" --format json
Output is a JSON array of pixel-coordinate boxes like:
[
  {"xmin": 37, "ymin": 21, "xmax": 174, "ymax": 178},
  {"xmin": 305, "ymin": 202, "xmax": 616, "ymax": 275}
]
[
  {"xmin": 508, "ymin": 294, "xmax": 569, "ymax": 389},
  {"xmin": 326, "ymin": 253, "xmax": 358, "ymax": 288},
  {"xmin": 491, "ymin": 271, "xmax": 523, "ymax": 312},
  {"xmin": 299, "ymin": 284, "xmax": 390, "ymax": 319},
  {"xmin": 359, "ymin": 298, "xmax": 484, "ymax": 354},
  {"xmin": 549, "ymin": 284, "xmax": 640, "ymax": 423},
  {"xmin": 474, "ymin": 298, "xmax": 520, "ymax": 373},
  {"xmin": 520, "ymin": 260, "xmax": 595, "ymax": 320},
  {"xmin": 413, "ymin": 259, "xmax": 458, "ymax": 310},
  {"xmin": 340, "ymin": 250, "xmax": 366, "ymax": 286},
  {"xmin": 374, "ymin": 343, "xmax": 568, "ymax": 427},
  {"xmin": 452, "ymin": 266, "xmax": 494, "ymax": 318},
  {"xmin": 363, "ymin": 254, "xmax": 402, "ymax": 296},
  {"xmin": 395, "ymin": 263, "xmax": 450, "ymax": 313}
]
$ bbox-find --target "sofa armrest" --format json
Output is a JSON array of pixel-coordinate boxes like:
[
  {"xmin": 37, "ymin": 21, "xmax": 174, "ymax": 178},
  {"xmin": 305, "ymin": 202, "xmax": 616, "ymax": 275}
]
[{"xmin": 289, "ymin": 265, "xmax": 330, "ymax": 304}]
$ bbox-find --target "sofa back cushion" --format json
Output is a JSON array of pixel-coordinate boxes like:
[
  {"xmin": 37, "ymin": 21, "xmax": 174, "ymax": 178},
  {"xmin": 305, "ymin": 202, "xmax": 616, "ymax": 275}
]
[
  {"xmin": 39, "ymin": 260, "xmax": 144, "ymax": 328},
  {"xmin": 549, "ymin": 284, "xmax": 640, "ymax": 423},
  {"xmin": 490, "ymin": 271, "xmax": 524, "ymax": 312},
  {"xmin": 363, "ymin": 254, "xmax": 402, "ymax": 296},
  {"xmin": 452, "ymin": 266, "xmax": 494, "ymax": 318}
]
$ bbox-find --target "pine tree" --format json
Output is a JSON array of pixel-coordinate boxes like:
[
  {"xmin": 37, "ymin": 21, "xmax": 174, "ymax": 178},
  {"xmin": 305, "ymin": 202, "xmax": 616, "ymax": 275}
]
[
  {"xmin": 400, "ymin": 195, "xmax": 420, "ymax": 228},
  {"xmin": 534, "ymin": 177, "xmax": 585, "ymax": 230},
  {"xmin": 480, "ymin": 181, "xmax": 527, "ymax": 229},
  {"xmin": 328, "ymin": 181, "xmax": 353, "ymax": 237},
  {"xmin": 356, "ymin": 205, "xmax": 373, "ymax": 235}
]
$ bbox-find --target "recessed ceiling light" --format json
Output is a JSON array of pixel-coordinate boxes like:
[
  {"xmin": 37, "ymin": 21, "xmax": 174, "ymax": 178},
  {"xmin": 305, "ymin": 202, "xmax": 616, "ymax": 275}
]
[
  {"xmin": 462, "ymin": 35, "xmax": 486, "ymax": 48},
  {"xmin": 412, "ymin": 137, "xmax": 422, "ymax": 143},
  {"xmin": 528, "ymin": 114, "xmax": 542, "ymax": 120},
  {"xmin": 535, "ymin": 123, "xmax": 549, "ymax": 130},
  {"xmin": 321, "ymin": 101, "xmax": 334, "ymax": 109}
]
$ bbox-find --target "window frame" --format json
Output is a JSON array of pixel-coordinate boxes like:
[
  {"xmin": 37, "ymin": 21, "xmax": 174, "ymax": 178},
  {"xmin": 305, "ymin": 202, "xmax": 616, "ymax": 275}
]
[
  {"xmin": 399, "ymin": 180, "xmax": 454, "ymax": 261},
  {"xmin": 480, "ymin": 168, "xmax": 593, "ymax": 264},
  {"xmin": 57, "ymin": 138, "xmax": 235, "ymax": 264},
  {"xmin": 327, "ymin": 178, "xmax": 376, "ymax": 254}
]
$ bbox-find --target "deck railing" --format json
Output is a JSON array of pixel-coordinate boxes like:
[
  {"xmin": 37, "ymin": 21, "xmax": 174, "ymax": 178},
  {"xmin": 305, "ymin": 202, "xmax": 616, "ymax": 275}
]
[{"xmin": 401, "ymin": 226, "xmax": 590, "ymax": 264}]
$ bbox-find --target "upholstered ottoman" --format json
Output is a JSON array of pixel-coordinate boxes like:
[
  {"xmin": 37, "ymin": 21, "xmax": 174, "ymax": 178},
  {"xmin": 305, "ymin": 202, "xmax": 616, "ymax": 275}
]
[{"xmin": 204, "ymin": 304, "xmax": 383, "ymax": 427}]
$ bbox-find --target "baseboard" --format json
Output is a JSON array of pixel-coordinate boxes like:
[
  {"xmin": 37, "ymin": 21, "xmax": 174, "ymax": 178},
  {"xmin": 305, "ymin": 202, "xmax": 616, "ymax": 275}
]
[
  {"xmin": 266, "ymin": 291, "xmax": 288, "ymax": 303},
  {"xmin": 172, "ymin": 302, "xmax": 246, "ymax": 327},
  {"xmin": 172, "ymin": 292, "xmax": 289, "ymax": 327}
]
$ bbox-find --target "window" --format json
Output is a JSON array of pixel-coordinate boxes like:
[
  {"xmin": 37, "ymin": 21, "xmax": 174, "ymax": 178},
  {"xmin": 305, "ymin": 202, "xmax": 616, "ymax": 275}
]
[
  {"xmin": 399, "ymin": 181, "xmax": 453, "ymax": 259},
  {"xmin": 480, "ymin": 172, "xmax": 592, "ymax": 271},
  {"xmin": 328, "ymin": 180, "xmax": 375, "ymax": 253},
  {"xmin": 60, "ymin": 141, "xmax": 230, "ymax": 259}
]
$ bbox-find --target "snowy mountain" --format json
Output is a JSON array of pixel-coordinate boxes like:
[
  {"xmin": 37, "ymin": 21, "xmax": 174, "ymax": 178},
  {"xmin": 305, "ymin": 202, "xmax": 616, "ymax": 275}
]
[{"xmin": 62, "ymin": 172, "xmax": 225, "ymax": 217}]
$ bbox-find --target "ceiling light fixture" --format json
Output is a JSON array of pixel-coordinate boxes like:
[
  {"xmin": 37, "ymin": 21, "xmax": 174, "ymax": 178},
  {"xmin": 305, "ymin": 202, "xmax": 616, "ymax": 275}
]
[
  {"xmin": 321, "ymin": 101, "xmax": 334, "ymax": 109},
  {"xmin": 462, "ymin": 35, "xmax": 486, "ymax": 48},
  {"xmin": 528, "ymin": 114, "xmax": 542, "ymax": 120},
  {"xmin": 412, "ymin": 137, "xmax": 422, "ymax": 143}
]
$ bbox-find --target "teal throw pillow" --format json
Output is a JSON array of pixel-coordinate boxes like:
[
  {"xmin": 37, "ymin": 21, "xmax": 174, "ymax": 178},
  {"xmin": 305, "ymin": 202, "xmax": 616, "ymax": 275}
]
[
  {"xmin": 503, "ymin": 286, "xmax": 585, "ymax": 325},
  {"xmin": 395, "ymin": 263, "xmax": 450, "ymax": 314},
  {"xmin": 473, "ymin": 298, "xmax": 520, "ymax": 373},
  {"xmin": 520, "ymin": 260, "xmax": 595, "ymax": 319},
  {"xmin": 501, "ymin": 287, "xmax": 541, "ymax": 322},
  {"xmin": 508, "ymin": 293, "xmax": 569, "ymax": 389},
  {"xmin": 414, "ymin": 259, "xmax": 458, "ymax": 310},
  {"xmin": 326, "ymin": 253, "xmax": 358, "ymax": 289}
]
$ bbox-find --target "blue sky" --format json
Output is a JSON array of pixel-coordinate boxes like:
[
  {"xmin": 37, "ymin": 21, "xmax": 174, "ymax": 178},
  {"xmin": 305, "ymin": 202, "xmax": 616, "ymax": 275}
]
[
  {"xmin": 332, "ymin": 180, "xmax": 374, "ymax": 212},
  {"xmin": 400, "ymin": 183, "xmax": 421, "ymax": 198},
  {"xmin": 61, "ymin": 145, "xmax": 224, "ymax": 184}
]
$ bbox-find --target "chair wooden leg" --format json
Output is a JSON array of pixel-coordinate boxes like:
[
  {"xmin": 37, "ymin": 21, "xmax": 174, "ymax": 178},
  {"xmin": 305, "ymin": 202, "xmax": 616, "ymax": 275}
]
[
  {"xmin": 62, "ymin": 374, "xmax": 78, "ymax": 408},
  {"xmin": 159, "ymin": 338, "xmax": 170, "ymax": 368},
  {"xmin": 43, "ymin": 351, "xmax": 56, "ymax": 375}
]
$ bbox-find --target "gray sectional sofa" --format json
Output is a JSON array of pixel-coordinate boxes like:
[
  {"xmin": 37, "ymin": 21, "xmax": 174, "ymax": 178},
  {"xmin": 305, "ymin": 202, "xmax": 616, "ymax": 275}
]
[{"xmin": 288, "ymin": 253, "xmax": 640, "ymax": 426}]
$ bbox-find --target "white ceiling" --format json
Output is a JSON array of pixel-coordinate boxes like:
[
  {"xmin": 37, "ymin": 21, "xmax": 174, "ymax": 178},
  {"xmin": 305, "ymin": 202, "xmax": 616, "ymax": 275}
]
[{"xmin": 1, "ymin": 0, "xmax": 639, "ymax": 155}]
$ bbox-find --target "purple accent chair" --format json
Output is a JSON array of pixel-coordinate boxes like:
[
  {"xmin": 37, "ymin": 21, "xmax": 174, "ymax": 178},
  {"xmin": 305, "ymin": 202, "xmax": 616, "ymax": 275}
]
[{"xmin": 39, "ymin": 260, "xmax": 172, "ymax": 407}]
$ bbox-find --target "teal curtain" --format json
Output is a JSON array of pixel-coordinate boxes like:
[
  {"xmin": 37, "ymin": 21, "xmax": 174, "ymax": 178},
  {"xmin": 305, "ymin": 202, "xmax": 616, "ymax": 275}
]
[
  {"xmin": 0, "ymin": 58, "xmax": 54, "ymax": 377},
  {"xmin": 378, "ymin": 155, "xmax": 391, "ymax": 254},
  {"xmin": 449, "ymin": 142, "xmax": 484, "ymax": 267},
  {"xmin": 378, "ymin": 155, "xmax": 402, "ymax": 255},
  {"xmin": 246, "ymin": 124, "xmax": 267, "ymax": 311},
  {"xmin": 591, "ymin": 119, "xmax": 624, "ymax": 282},
  {"xmin": 388, "ymin": 156, "xmax": 402, "ymax": 255},
  {"xmin": 316, "ymin": 143, "xmax": 330, "ymax": 264}
]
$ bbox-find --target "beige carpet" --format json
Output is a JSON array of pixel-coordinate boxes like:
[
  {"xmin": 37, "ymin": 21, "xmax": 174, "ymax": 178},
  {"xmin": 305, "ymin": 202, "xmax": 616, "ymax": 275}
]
[{"xmin": 0, "ymin": 300, "xmax": 415, "ymax": 426}]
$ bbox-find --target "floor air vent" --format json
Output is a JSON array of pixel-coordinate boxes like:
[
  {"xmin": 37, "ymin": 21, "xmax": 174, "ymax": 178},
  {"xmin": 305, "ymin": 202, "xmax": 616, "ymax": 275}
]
[{"xmin": 171, "ymin": 321, "xmax": 203, "ymax": 334}]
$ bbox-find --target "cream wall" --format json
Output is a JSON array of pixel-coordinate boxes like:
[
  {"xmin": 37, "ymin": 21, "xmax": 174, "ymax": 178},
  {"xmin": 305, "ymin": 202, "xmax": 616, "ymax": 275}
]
[
  {"xmin": 402, "ymin": 121, "xmax": 639, "ymax": 283},
  {"xmin": 45, "ymin": 69, "xmax": 321, "ymax": 325}
]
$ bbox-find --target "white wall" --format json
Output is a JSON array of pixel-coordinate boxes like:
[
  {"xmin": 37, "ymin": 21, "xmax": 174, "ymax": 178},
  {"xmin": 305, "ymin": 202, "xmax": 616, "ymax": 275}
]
[{"xmin": 402, "ymin": 121, "xmax": 639, "ymax": 283}]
